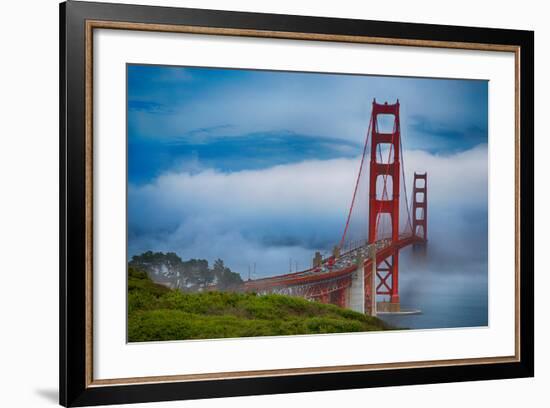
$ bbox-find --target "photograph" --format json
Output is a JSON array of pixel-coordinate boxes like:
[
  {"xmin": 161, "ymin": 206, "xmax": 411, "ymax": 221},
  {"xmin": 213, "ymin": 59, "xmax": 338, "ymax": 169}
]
[
  {"xmin": 126, "ymin": 64, "xmax": 489, "ymax": 342},
  {"xmin": 54, "ymin": 1, "xmax": 534, "ymax": 406}
]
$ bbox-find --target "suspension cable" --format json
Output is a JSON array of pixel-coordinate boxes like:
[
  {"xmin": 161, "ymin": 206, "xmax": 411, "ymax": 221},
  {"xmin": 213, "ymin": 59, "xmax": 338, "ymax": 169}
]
[
  {"xmin": 399, "ymin": 130, "xmax": 414, "ymax": 234},
  {"xmin": 339, "ymin": 114, "xmax": 373, "ymax": 248}
]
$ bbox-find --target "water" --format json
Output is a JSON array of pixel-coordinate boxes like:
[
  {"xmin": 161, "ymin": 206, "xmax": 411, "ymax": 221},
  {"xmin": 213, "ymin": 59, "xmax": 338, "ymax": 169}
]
[{"xmin": 378, "ymin": 272, "xmax": 488, "ymax": 330}]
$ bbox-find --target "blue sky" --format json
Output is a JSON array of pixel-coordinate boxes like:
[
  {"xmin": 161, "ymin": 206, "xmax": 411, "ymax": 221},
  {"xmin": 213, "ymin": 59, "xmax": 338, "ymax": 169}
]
[
  {"xmin": 127, "ymin": 64, "xmax": 488, "ymax": 283},
  {"xmin": 128, "ymin": 65, "xmax": 487, "ymax": 184}
]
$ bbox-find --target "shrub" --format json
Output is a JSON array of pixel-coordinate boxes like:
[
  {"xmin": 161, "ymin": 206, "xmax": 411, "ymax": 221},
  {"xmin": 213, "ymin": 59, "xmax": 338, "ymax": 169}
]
[{"xmin": 127, "ymin": 266, "xmax": 392, "ymax": 342}]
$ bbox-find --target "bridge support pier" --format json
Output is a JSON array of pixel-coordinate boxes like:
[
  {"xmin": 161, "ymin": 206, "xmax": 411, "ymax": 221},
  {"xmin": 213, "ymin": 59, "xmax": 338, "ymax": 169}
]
[
  {"xmin": 347, "ymin": 262, "xmax": 365, "ymax": 314},
  {"xmin": 377, "ymin": 300, "xmax": 401, "ymax": 313}
]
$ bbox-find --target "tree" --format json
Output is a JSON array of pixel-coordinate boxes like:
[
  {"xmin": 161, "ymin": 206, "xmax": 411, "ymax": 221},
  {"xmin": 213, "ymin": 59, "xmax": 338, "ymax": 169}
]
[
  {"xmin": 212, "ymin": 259, "xmax": 243, "ymax": 290},
  {"xmin": 128, "ymin": 251, "xmax": 243, "ymax": 292}
]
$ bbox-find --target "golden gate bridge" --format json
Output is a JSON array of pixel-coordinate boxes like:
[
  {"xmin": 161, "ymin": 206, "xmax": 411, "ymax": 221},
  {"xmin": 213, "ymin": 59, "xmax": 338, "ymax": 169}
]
[{"xmin": 243, "ymin": 99, "xmax": 428, "ymax": 316}]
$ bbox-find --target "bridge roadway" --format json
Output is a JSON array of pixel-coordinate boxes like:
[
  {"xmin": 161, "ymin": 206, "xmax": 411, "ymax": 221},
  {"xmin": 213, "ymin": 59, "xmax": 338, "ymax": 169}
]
[{"xmin": 243, "ymin": 234, "xmax": 422, "ymax": 298}]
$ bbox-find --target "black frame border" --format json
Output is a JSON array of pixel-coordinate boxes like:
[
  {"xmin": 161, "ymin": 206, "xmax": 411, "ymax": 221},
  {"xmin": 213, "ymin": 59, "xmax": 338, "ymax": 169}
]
[{"xmin": 60, "ymin": 1, "xmax": 534, "ymax": 406}]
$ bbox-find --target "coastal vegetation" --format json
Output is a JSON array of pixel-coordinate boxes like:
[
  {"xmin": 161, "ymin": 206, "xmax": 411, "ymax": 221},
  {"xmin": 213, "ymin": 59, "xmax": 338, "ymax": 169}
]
[
  {"xmin": 128, "ymin": 266, "xmax": 392, "ymax": 341},
  {"xmin": 129, "ymin": 251, "xmax": 243, "ymax": 291}
]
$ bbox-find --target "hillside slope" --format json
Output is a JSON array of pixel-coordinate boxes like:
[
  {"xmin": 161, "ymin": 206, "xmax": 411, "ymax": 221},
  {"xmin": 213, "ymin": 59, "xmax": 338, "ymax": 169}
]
[{"xmin": 128, "ymin": 267, "xmax": 392, "ymax": 342}]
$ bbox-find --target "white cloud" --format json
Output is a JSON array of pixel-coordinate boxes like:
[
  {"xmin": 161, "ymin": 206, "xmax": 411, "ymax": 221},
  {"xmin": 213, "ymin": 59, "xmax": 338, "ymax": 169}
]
[
  {"xmin": 405, "ymin": 144, "xmax": 488, "ymax": 205},
  {"xmin": 129, "ymin": 145, "xmax": 488, "ymax": 277}
]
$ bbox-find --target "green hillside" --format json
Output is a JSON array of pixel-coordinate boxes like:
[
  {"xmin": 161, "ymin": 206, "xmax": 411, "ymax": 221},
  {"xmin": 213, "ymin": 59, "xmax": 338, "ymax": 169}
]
[{"xmin": 128, "ymin": 266, "xmax": 392, "ymax": 342}]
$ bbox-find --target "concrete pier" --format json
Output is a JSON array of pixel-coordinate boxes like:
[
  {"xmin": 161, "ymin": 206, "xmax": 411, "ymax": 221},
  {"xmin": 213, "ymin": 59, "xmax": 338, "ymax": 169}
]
[
  {"xmin": 377, "ymin": 301, "xmax": 401, "ymax": 313},
  {"xmin": 347, "ymin": 264, "xmax": 365, "ymax": 314}
]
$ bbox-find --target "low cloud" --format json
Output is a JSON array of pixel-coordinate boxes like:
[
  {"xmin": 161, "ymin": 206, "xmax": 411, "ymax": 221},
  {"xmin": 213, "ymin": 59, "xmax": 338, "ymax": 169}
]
[{"xmin": 129, "ymin": 145, "xmax": 488, "ymax": 278}]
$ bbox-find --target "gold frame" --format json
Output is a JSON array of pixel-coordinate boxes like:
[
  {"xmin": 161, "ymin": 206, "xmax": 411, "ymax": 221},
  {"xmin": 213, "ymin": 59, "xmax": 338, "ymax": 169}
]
[{"xmin": 84, "ymin": 20, "xmax": 521, "ymax": 388}]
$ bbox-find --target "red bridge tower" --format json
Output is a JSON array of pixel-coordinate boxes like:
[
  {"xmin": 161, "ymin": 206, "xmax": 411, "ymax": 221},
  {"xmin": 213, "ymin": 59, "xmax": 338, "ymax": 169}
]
[
  {"xmin": 413, "ymin": 172, "xmax": 428, "ymax": 247},
  {"xmin": 368, "ymin": 100, "xmax": 401, "ymax": 310}
]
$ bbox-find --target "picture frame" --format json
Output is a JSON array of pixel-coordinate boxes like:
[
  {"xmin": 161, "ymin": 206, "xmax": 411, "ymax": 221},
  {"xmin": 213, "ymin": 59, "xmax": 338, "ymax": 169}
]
[{"xmin": 60, "ymin": 1, "xmax": 534, "ymax": 406}]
